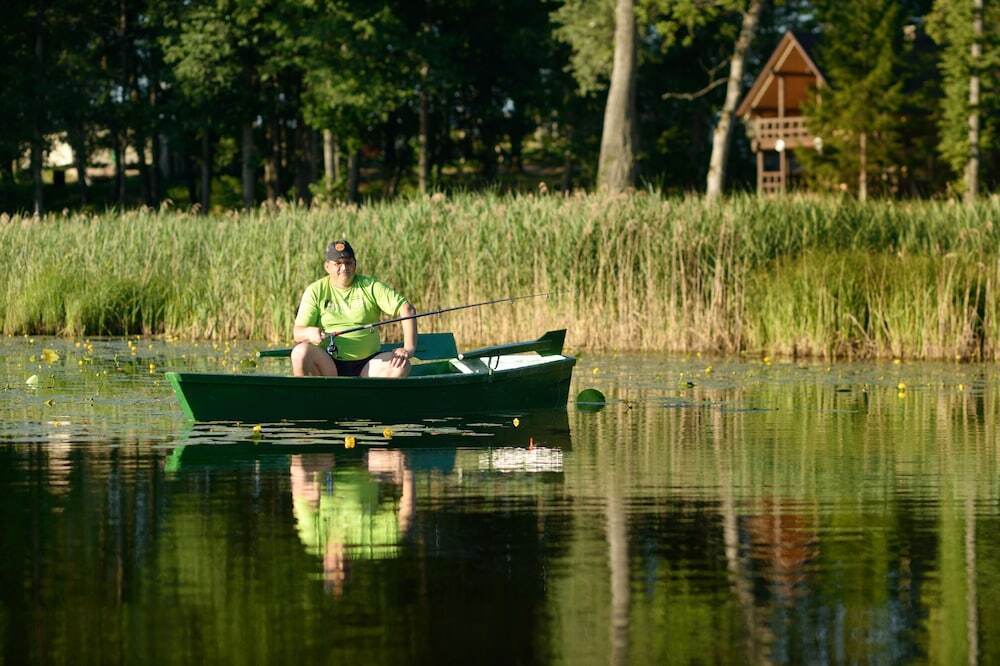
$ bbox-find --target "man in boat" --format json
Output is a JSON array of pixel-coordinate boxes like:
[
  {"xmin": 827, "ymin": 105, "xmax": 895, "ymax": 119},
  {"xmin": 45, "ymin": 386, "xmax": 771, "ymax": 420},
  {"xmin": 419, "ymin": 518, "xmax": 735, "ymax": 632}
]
[{"xmin": 291, "ymin": 240, "xmax": 417, "ymax": 377}]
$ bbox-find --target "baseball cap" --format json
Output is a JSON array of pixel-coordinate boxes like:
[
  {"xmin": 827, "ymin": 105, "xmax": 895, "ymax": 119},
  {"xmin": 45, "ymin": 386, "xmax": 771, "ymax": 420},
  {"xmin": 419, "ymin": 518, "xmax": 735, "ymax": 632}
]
[{"xmin": 325, "ymin": 240, "xmax": 355, "ymax": 261}]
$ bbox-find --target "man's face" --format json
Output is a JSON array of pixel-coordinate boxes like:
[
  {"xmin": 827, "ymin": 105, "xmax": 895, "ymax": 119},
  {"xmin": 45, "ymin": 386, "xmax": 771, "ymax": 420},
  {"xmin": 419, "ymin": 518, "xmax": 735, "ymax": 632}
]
[{"xmin": 325, "ymin": 257, "xmax": 357, "ymax": 287}]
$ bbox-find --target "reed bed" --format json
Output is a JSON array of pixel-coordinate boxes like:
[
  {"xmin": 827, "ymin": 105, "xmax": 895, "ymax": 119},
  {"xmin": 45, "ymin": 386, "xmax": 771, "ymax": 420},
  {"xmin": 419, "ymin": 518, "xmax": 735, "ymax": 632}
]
[{"xmin": 1, "ymin": 193, "xmax": 998, "ymax": 359}]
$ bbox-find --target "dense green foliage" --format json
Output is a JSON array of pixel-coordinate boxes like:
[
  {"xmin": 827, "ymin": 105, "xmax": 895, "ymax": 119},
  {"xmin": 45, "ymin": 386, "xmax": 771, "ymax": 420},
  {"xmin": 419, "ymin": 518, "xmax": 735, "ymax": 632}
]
[
  {"xmin": 2, "ymin": 193, "xmax": 998, "ymax": 358},
  {"xmin": 927, "ymin": 0, "xmax": 1000, "ymax": 191},
  {"xmin": 2, "ymin": 0, "xmax": 994, "ymax": 215},
  {"xmin": 798, "ymin": 0, "xmax": 907, "ymax": 197}
]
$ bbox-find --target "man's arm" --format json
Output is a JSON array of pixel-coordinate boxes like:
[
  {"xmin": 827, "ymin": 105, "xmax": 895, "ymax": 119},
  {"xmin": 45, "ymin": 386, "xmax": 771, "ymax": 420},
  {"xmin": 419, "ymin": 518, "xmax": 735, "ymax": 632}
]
[
  {"xmin": 293, "ymin": 325, "xmax": 325, "ymax": 345},
  {"xmin": 400, "ymin": 303, "xmax": 417, "ymax": 355},
  {"xmin": 293, "ymin": 285, "xmax": 324, "ymax": 345}
]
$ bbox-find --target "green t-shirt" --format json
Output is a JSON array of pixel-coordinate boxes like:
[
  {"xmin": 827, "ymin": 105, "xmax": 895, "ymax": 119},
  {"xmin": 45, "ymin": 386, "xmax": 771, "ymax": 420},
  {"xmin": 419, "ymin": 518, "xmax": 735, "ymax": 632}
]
[{"xmin": 295, "ymin": 275, "xmax": 407, "ymax": 360}]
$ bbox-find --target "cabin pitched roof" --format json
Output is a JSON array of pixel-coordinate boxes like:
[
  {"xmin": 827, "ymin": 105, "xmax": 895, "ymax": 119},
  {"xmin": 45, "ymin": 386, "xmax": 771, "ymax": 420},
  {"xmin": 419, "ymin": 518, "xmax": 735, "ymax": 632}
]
[{"xmin": 736, "ymin": 31, "xmax": 826, "ymax": 118}]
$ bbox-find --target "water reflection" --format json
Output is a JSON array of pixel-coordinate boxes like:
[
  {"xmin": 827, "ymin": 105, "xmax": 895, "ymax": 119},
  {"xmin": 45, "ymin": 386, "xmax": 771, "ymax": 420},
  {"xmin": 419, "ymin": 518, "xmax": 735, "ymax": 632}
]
[
  {"xmin": 2, "ymin": 337, "xmax": 1000, "ymax": 663},
  {"xmin": 290, "ymin": 450, "xmax": 415, "ymax": 595}
]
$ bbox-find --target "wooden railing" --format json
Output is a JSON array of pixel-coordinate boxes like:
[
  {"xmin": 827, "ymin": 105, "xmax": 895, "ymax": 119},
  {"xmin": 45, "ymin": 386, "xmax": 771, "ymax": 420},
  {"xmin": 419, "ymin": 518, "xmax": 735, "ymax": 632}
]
[
  {"xmin": 760, "ymin": 171, "xmax": 784, "ymax": 195},
  {"xmin": 751, "ymin": 116, "xmax": 816, "ymax": 150}
]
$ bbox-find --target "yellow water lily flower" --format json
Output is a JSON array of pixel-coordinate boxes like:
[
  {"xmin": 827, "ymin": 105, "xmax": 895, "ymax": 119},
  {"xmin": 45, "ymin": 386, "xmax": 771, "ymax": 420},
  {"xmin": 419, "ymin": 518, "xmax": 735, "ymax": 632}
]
[
  {"xmin": 897, "ymin": 382, "xmax": 906, "ymax": 391},
  {"xmin": 252, "ymin": 424, "xmax": 262, "ymax": 434},
  {"xmin": 513, "ymin": 418, "xmax": 520, "ymax": 428},
  {"xmin": 383, "ymin": 428, "xmax": 394, "ymax": 439},
  {"xmin": 345, "ymin": 436, "xmax": 356, "ymax": 449}
]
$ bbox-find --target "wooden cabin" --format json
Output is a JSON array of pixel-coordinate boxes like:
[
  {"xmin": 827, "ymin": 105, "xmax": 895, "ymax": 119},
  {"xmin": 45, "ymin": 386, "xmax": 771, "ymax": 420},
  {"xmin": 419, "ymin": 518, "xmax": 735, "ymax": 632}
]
[{"xmin": 736, "ymin": 32, "xmax": 826, "ymax": 195}]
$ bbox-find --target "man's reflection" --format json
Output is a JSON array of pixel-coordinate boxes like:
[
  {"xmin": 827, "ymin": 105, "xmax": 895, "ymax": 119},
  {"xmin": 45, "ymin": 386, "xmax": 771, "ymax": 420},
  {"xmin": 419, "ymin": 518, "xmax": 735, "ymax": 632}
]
[{"xmin": 289, "ymin": 450, "xmax": 414, "ymax": 595}]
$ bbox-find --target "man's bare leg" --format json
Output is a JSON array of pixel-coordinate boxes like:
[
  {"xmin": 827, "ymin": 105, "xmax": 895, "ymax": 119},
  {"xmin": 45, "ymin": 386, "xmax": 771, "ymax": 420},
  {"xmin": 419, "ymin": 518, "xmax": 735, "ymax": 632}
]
[{"xmin": 291, "ymin": 342, "xmax": 339, "ymax": 377}]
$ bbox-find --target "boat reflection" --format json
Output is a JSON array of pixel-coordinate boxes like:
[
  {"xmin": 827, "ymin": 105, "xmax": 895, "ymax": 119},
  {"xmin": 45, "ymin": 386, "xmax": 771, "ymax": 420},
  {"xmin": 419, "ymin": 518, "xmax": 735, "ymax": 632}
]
[{"xmin": 164, "ymin": 410, "xmax": 572, "ymax": 595}]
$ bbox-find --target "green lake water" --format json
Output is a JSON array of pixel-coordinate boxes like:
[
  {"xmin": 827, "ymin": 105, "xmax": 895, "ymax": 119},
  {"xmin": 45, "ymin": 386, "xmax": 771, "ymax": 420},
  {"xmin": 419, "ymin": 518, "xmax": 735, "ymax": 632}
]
[{"xmin": 1, "ymin": 336, "xmax": 998, "ymax": 664}]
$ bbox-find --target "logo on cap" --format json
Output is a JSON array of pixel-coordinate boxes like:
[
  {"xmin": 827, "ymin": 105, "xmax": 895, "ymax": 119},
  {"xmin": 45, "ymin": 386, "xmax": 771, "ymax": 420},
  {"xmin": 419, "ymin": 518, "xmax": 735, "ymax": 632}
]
[{"xmin": 335, "ymin": 242, "xmax": 346, "ymax": 252}]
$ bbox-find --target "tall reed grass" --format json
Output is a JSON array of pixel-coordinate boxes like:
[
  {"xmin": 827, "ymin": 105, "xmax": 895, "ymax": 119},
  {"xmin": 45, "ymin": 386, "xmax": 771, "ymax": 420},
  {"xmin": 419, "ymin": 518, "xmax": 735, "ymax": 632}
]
[{"xmin": 1, "ymin": 193, "xmax": 998, "ymax": 359}]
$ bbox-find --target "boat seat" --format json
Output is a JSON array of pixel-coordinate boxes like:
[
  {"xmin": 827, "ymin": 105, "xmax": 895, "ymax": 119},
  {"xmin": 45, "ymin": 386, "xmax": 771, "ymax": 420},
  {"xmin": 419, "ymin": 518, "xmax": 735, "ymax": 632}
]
[
  {"xmin": 259, "ymin": 332, "xmax": 458, "ymax": 361},
  {"xmin": 381, "ymin": 332, "xmax": 458, "ymax": 361},
  {"xmin": 449, "ymin": 357, "xmax": 492, "ymax": 374}
]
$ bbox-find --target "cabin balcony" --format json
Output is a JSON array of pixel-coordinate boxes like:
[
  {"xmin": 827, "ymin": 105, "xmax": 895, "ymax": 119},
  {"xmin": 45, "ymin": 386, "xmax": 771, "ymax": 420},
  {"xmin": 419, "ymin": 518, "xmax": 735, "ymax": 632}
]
[
  {"xmin": 749, "ymin": 116, "xmax": 817, "ymax": 151},
  {"xmin": 759, "ymin": 171, "xmax": 784, "ymax": 195}
]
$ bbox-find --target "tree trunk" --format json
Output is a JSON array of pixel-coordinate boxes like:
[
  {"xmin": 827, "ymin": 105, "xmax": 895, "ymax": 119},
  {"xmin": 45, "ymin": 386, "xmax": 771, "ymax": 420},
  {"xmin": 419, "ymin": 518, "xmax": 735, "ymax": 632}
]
[
  {"xmin": 148, "ymin": 84, "xmax": 161, "ymax": 205},
  {"xmin": 158, "ymin": 133, "xmax": 171, "ymax": 180},
  {"xmin": 114, "ymin": 133, "xmax": 126, "ymax": 204},
  {"xmin": 562, "ymin": 148, "xmax": 574, "ymax": 193},
  {"xmin": 70, "ymin": 129, "xmax": 89, "ymax": 205},
  {"xmin": 309, "ymin": 130, "xmax": 321, "ymax": 185},
  {"xmin": 134, "ymin": 132, "xmax": 151, "ymax": 206},
  {"xmin": 858, "ymin": 131, "xmax": 867, "ymax": 202},
  {"xmin": 323, "ymin": 129, "xmax": 336, "ymax": 185},
  {"xmin": 333, "ymin": 137, "xmax": 341, "ymax": 182},
  {"xmin": 294, "ymin": 124, "xmax": 311, "ymax": 205},
  {"xmin": 264, "ymin": 119, "xmax": 280, "ymax": 203},
  {"xmin": 278, "ymin": 120, "xmax": 291, "ymax": 195},
  {"xmin": 384, "ymin": 114, "xmax": 399, "ymax": 198},
  {"xmin": 32, "ymin": 3, "xmax": 45, "ymax": 215},
  {"xmin": 242, "ymin": 122, "xmax": 256, "ymax": 209},
  {"xmin": 182, "ymin": 146, "xmax": 197, "ymax": 205},
  {"xmin": 117, "ymin": 0, "xmax": 129, "ymax": 207},
  {"xmin": 706, "ymin": 0, "xmax": 764, "ymax": 200},
  {"xmin": 419, "ymin": 87, "xmax": 430, "ymax": 194},
  {"xmin": 150, "ymin": 132, "xmax": 161, "ymax": 205},
  {"xmin": 964, "ymin": 0, "xmax": 982, "ymax": 204},
  {"xmin": 346, "ymin": 149, "xmax": 361, "ymax": 203},
  {"xmin": 30, "ymin": 138, "xmax": 44, "ymax": 216},
  {"xmin": 200, "ymin": 129, "xmax": 212, "ymax": 212},
  {"xmin": 597, "ymin": 0, "xmax": 638, "ymax": 192}
]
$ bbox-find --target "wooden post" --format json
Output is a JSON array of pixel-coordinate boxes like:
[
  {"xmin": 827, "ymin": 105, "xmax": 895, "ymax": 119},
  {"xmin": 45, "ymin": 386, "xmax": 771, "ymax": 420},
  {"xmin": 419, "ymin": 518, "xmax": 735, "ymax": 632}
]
[
  {"xmin": 756, "ymin": 150, "xmax": 763, "ymax": 193},
  {"xmin": 778, "ymin": 75, "xmax": 786, "ymax": 194}
]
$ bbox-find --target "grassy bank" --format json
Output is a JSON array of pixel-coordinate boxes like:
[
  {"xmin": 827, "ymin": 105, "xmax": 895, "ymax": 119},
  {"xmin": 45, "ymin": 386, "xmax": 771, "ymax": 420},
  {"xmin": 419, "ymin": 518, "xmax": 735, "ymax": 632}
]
[{"xmin": 1, "ymin": 193, "xmax": 998, "ymax": 359}]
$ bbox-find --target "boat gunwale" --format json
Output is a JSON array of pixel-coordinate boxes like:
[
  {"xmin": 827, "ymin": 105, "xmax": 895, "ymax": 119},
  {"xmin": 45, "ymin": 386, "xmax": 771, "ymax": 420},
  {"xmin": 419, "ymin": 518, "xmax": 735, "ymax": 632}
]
[{"xmin": 165, "ymin": 355, "xmax": 576, "ymax": 388}]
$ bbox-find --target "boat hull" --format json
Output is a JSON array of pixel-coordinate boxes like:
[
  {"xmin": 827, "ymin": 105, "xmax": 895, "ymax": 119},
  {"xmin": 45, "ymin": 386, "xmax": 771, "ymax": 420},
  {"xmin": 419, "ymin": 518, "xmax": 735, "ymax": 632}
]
[{"xmin": 165, "ymin": 357, "xmax": 576, "ymax": 422}]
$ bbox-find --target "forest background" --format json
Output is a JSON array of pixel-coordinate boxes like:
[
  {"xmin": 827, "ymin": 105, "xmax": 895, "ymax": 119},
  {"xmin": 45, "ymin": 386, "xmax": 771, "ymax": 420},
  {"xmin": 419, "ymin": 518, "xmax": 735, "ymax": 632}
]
[{"xmin": 2, "ymin": 0, "xmax": 997, "ymax": 215}]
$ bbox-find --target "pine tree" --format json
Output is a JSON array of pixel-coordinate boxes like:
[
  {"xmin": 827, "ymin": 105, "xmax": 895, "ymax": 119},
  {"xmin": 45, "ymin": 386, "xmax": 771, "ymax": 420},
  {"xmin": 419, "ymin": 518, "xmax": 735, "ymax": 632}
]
[
  {"xmin": 927, "ymin": 0, "xmax": 1000, "ymax": 200},
  {"xmin": 798, "ymin": 0, "xmax": 906, "ymax": 200}
]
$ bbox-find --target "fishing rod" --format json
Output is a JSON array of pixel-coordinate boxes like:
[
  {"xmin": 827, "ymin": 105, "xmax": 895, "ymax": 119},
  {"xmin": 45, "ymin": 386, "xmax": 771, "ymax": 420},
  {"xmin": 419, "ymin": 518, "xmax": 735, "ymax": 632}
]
[{"xmin": 325, "ymin": 291, "xmax": 557, "ymax": 357}]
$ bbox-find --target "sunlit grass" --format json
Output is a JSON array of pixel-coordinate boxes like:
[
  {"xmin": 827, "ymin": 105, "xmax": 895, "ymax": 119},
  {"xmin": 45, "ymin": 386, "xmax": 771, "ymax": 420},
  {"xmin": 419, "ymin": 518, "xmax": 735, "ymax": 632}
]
[{"xmin": 1, "ymin": 193, "xmax": 998, "ymax": 359}]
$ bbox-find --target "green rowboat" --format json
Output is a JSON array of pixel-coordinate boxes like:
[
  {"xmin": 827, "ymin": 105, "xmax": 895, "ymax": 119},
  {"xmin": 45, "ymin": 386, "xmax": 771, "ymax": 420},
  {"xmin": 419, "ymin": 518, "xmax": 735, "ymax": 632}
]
[{"xmin": 165, "ymin": 330, "xmax": 576, "ymax": 422}]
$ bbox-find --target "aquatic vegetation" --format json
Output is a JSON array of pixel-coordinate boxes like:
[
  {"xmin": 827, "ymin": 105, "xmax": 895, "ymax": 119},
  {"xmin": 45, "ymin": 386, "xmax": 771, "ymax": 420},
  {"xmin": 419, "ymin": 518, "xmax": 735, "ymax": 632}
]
[{"xmin": 1, "ymin": 193, "xmax": 998, "ymax": 359}]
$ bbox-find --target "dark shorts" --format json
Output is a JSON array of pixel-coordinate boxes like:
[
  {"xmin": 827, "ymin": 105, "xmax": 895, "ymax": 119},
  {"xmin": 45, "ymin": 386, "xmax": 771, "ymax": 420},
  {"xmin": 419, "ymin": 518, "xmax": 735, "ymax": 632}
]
[{"xmin": 333, "ymin": 353, "xmax": 377, "ymax": 377}]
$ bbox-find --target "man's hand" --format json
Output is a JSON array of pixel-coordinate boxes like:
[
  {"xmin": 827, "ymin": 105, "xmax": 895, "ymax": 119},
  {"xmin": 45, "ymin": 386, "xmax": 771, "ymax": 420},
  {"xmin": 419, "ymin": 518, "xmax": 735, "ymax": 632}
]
[
  {"xmin": 389, "ymin": 347, "xmax": 411, "ymax": 369},
  {"xmin": 294, "ymin": 325, "xmax": 326, "ymax": 345}
]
